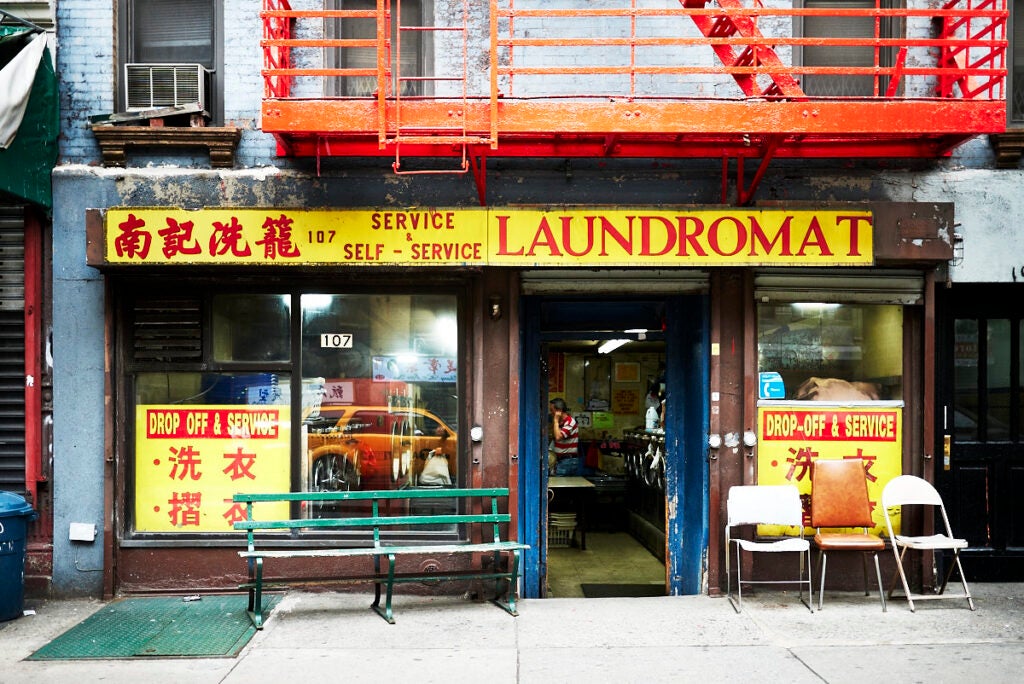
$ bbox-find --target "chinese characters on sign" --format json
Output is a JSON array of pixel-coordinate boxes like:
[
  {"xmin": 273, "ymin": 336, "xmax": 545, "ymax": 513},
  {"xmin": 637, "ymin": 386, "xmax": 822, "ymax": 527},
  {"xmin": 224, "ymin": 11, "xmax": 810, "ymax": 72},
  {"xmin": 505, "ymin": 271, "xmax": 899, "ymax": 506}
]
[
  {"xmin": 371, "ymin": 355, "xmax": 457, "ymax": 383},
  {"xmin": 756, "ymin": 404, "xmax": 903, "ymax": 536},
  {"xmin": 104, "ymin": 208, "xmax": 874, "ymax": 267},
  {"xmin": 135, "ymin": 406, "xmax": 291, "ymax": 532}
]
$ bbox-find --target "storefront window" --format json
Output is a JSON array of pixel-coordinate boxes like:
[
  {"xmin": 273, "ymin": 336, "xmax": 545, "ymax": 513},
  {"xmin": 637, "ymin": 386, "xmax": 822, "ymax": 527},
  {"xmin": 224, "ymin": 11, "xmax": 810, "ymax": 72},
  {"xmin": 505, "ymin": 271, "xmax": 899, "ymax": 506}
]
[
  {"xmin": 128, "ymin": 289, "xmax": 461, "ymax": 534},
  {"xmin": 756, "ymin": 302, "xmax": 904, "ymax": 523},
  {"xmin": 212, "ymin": 294, "xmax": 291, "ymax": 362},
  {"xmin": 954, "ymin": 319, "xmax": 980, "ymax": 441},
  {"xmin": 300, "ymin": 294, "xmax": 459, "ymax": 510},
  {"xmin": 757, "ymin": 302, "xmax": 903, "ymax": 401},
  {"xmin": 133, "ymin": 371, "xmax": 292, "ymax": 533},
  {"xmin": 987, "ymin": 319, "xmax": 1012, "ymax": 441}
]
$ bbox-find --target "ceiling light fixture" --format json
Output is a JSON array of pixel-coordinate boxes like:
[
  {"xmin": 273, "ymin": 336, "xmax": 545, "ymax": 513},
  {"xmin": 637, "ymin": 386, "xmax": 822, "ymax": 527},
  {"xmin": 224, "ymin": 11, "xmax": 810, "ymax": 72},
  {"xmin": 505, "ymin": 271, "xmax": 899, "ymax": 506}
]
[{"xmin": 598, "ymin": 339, "xmax": 630, "ymax": 354}]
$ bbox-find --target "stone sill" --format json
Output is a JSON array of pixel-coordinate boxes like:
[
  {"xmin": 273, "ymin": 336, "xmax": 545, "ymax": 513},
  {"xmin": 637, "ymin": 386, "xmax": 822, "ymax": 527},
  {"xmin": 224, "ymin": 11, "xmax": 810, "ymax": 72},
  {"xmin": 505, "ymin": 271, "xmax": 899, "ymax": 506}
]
[
  {"xmin": 90, "ymin": 125, "xmax": 242, "ymax": 169},
  {"xmin": 989, "ymin": 130, "xmax": 1024, "ymax": 169}
]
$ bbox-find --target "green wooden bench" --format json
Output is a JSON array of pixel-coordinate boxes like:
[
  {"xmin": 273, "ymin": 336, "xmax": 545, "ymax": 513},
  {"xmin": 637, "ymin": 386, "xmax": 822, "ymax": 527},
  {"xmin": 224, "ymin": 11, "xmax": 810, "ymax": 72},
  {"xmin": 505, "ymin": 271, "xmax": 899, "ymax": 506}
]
[{"xmin": 233, "ymin": 487, "xmax": 528, "ymax": 627}]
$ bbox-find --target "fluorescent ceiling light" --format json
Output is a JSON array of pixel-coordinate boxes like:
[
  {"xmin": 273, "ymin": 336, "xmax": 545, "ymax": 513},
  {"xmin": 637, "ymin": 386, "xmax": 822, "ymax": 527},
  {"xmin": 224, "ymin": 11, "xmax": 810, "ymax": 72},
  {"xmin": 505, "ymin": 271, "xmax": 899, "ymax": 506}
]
[{"xmin": 598, "ymin": 339, "xmax": 630, "ymax": 354}]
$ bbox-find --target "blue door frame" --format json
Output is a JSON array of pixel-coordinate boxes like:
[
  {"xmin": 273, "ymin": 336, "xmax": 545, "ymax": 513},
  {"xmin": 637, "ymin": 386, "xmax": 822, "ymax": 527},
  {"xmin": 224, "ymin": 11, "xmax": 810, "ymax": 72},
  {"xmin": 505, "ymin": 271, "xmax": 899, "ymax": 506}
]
[{"xmin": 518, "ymin": 295, "xmax": 710, "ymax": 597}]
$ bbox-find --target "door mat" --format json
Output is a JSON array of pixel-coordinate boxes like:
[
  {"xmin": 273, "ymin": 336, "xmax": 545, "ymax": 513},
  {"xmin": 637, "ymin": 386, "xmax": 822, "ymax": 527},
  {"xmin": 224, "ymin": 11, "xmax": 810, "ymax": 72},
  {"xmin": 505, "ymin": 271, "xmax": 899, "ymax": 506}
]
[
  {"xmin": 580, "ymin": 583, "xmax": 664, "ymax": 598},
  {"xmin": 28, "ymin": 594, "xmax": 280, "ymax": 660}
]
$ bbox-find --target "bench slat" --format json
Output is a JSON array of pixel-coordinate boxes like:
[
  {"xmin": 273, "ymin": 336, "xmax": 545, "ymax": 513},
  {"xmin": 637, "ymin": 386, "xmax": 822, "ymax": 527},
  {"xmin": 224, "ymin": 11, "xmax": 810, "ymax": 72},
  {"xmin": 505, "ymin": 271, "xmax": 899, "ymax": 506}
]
[
  {"xmin": 235, "ymin": 512, "xmax": 509, "ymax": 531},
  {"xmin": 239, "ymin": 541, "xmax": 527, "ymax": 559},
  {"xmin": 234, "ymin": 487, "xmax": 509, "ymax": 503}
]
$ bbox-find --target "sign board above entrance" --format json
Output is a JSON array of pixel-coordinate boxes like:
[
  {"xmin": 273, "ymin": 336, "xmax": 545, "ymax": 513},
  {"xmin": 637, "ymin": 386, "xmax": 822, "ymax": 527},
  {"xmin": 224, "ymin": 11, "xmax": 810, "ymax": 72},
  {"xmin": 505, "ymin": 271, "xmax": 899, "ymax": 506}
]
[{"xmin": 99, "ymin": 207, "xmax": 874, "ymax": 267}]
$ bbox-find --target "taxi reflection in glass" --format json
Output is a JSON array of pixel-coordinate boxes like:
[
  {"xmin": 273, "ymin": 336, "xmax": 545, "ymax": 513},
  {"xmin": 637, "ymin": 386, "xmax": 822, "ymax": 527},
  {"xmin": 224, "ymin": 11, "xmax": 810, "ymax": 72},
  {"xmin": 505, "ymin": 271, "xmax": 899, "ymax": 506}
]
[{"xmin": 305, "ymin": 405, "xmax": 457, "ymax": 499}]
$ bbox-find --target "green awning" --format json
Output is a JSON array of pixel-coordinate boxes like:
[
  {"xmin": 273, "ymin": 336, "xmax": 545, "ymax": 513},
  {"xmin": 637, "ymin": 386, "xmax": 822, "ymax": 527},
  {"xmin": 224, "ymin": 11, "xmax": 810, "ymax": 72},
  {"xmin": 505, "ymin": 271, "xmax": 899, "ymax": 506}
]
[{"xmin": 0, "ymin": 27, "xmax": 58, "ymax": 210}]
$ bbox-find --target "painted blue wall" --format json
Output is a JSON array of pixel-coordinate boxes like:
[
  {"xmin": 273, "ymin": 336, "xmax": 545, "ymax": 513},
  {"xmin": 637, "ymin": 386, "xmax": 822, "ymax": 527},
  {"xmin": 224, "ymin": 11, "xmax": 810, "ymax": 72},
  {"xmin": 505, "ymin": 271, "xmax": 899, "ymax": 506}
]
[{"xmin": 50, "ymin": 173, "xmax": 108, "ymax": 596}]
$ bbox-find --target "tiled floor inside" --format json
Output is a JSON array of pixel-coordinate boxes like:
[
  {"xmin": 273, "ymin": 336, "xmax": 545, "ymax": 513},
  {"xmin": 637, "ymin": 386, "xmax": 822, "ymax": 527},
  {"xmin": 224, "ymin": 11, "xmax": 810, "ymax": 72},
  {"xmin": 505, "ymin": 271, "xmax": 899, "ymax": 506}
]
[{"xmin": 546, "ymin": 530, "xmax": 666, "ymax": 598}]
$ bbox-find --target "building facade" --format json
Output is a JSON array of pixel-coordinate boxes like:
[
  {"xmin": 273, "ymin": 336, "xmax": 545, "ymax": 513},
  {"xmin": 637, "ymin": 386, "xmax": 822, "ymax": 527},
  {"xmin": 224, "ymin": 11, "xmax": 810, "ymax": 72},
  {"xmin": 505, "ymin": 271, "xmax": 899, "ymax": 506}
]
[
  {"xmin": 32, "ymin": 0, "xmax": 1024, "ymax": 600},
  {"xmin": 0, "ymin": 1, "xmax": 56, "ymax": 596}
]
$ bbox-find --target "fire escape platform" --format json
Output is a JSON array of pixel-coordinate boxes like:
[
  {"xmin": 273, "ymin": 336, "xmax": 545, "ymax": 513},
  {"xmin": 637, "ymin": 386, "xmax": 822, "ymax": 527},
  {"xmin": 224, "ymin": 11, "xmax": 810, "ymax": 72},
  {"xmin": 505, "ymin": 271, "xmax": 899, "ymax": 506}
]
[
  {"xmin": 256, "ymin": 0, "xmax": 1009, "ymax": 202},
  {"xmin": 263, "ymin": 99, "xmax": 1005, "ymax": 159}
]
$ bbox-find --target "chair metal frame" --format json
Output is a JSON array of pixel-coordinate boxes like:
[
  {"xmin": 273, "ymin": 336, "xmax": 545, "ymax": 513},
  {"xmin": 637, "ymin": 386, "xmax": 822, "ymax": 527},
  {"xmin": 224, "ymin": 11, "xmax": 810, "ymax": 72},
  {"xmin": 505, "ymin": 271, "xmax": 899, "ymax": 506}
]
[
  {"xmin": 810, "ymin": 458, "xmax": 886, "ymax": 611},
  {"xmin": 725, "ymin": 484, "xmax": 813, "ymax": 613},
  {"xmin": 881, "ymin": 475, "xmax": 975, "ymax": 612}
]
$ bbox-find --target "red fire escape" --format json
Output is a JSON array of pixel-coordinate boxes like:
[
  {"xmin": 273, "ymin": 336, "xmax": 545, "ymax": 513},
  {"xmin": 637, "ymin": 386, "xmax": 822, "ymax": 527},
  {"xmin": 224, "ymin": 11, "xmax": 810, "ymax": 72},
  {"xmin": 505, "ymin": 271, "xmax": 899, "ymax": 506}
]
[{"xmin": 260, "ymin": 0, "xmax": 1007, "ymax": 205}]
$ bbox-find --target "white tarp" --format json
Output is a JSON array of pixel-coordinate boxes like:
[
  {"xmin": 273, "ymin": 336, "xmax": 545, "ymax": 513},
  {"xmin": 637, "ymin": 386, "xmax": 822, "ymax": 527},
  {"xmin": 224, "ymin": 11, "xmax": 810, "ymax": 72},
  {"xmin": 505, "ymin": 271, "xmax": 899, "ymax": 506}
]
[{"xmin": 0, "ymin": 31, "xmax": 46, "ymax": 148}]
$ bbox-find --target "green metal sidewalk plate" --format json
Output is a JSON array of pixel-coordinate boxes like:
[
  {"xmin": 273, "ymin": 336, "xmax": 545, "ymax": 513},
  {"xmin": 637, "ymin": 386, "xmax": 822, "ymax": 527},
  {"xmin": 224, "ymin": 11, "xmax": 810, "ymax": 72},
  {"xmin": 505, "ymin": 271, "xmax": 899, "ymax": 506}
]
[{"xmin": 28, "ymin": 594, "xmax": 281, "ymax": 660}]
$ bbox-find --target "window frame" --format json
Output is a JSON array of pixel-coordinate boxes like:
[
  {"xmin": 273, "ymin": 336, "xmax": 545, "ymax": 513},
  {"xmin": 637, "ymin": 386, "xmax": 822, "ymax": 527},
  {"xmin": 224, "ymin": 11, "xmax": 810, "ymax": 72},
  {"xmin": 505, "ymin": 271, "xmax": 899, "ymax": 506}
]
[
  {"xmin": 795, "ymin": 0, "xmax": 906, "ymax": 98},
  {"xmin": 117, "ymin": 0, "xmax": 224, "ymax": 124},
  {"xmin": 324, "ymin": 0, "xmax": 432, "ymax": 98},
  {"xmin": 1012, "ymin": 0, "xmax": 1023, "ymax": 125},
  {"xmin": 756, "ymin": 301, "xmax": 905, "ymax": 402},
  {"xmin": 120, "ymin": 283, "xmax": 467, "ymax": 542}
]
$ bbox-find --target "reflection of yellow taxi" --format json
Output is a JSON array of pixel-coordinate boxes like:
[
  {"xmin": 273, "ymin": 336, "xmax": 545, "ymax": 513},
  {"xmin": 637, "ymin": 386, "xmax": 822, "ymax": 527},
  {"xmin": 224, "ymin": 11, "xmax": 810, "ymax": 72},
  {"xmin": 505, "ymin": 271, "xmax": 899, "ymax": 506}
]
[{"xmin": 305, "ymin": 406, "xmax": 457, "ymax": 492}]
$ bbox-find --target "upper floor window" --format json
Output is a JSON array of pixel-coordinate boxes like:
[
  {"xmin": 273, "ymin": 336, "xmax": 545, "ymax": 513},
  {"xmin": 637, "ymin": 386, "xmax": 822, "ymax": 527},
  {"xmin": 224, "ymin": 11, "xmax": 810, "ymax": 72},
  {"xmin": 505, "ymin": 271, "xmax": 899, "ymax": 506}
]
[
  {"xmin": 326, "ymin": 0, "xmax": 429, "ymax": 97},
  {"xmin": 1013, "ymin": 0, "xmax": 1023, "ymax": 124},
  {"xmin": 120, "ymin": 0, "xmax": 222, "ymax": 123},
  {"xmin": 799, "ymin": 0, "xmax": 905, "ymax": 97}
]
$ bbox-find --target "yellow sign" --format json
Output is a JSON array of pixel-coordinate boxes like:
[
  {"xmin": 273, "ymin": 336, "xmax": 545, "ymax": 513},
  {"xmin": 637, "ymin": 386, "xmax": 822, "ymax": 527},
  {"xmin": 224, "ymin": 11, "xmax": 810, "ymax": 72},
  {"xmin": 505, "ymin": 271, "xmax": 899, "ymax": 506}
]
[
  {"xmin": 756, "ymin": 404, "xmax": 902, "ymax": 535},
  {"xmin": 135, "ymin": 405, "xmax": 291, "ymax": 532},
  {"xmin": 103, "ymin": 207, "xmax": 873, "ymax": 267}
]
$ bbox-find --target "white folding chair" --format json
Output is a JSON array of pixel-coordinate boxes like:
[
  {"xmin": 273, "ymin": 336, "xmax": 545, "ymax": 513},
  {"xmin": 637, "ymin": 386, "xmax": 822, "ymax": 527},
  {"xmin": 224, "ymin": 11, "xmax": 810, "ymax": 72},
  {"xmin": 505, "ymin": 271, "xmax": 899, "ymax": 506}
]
[
  {"xmin": 881, "ymin": 475, "xmax": 975, "ymax": 611},
  {"xmin": 725, "ymin": 485, "xmax": 813, "ymax": 612}
]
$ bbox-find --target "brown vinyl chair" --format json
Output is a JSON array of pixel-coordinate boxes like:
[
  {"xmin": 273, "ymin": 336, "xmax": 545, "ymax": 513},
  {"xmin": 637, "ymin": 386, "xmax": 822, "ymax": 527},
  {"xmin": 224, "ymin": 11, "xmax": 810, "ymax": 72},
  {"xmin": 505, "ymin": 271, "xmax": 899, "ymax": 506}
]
[{"xmin": 810, "ymin": 458, "xmax": 886, "ymax": 611}]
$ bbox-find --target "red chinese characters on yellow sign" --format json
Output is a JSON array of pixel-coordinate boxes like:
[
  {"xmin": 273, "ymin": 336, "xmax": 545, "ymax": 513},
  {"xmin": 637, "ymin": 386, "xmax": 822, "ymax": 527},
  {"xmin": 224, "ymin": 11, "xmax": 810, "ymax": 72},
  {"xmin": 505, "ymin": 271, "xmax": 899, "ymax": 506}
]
[
  {"xmin": 112, "ymin": 212, "xmax": 303, "ymax": 263},
  {"xmin": 756, "ymin": 405, "xmax": 903, "ymax": 536},
  {"xmin": 135, "ymin": 406, "xmax": 291, "ymax": 532},
  {"xmin": 103, "ymin": 207, "xmax": 873, "ymax": 267}
]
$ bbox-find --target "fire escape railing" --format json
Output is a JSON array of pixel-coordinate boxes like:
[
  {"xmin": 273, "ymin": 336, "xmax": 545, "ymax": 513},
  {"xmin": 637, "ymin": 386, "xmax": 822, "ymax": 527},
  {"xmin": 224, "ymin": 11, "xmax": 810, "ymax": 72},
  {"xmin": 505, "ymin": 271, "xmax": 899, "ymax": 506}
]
[
  {"xmin": 259, "ymin": 0, "xmax": 1007, "ymax": 200},
  {"xmin": 262, "ymin": 1, "xmax": 1006, "ymax": 101}
]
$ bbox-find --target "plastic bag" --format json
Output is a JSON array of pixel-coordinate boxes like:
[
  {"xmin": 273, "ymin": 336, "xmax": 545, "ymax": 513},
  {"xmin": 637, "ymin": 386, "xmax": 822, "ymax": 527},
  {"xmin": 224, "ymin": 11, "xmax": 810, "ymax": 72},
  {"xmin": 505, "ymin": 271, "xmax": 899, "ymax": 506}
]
[{"xmin": 419, "ymin": 452, "xmax": 452, "ymax": 486}]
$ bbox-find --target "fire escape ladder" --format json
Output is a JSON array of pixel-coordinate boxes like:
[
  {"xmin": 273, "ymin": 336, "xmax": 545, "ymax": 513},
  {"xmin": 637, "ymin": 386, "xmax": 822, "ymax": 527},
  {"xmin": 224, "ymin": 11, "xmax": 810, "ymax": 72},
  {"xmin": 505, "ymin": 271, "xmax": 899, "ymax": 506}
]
[
  {"xmin": 262, "ymin": 2, "xmax": 292, "ymax": 99},
  {"xmin": 391, "ymin": 0, "xmax": 492, "ymax": 176},
  {"xmin": 936, "ymin": 0, "xmax": 1007, "ymax": 100},
  {"xmin": 680, "ymin": 0, "xmax": 806, "ymax": 100}
]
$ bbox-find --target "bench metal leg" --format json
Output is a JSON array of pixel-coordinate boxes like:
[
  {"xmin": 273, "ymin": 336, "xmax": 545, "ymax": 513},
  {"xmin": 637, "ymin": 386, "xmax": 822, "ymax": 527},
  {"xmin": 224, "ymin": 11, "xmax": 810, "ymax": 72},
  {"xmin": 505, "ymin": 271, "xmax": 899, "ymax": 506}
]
[
  {"xmin": 245, "ymin": 557, "xmax": 265, "ymax": 629},
  {"xmin": 491, "ymin": 549, "xmax": 521, "ymax": 617},
  {"xmin": 371, "ymin": 553, "xmax": 398, "ymax": 624},
  {"xmin": 371, "ymin": 554, "xmax": 383, "ymax": 613}
]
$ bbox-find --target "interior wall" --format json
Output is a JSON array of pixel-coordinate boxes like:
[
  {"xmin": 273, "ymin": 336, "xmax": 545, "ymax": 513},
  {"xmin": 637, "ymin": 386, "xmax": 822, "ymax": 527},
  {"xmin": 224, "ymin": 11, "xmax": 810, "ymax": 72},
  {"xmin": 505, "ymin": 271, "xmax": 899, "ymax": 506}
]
[{"xmin": 554, "ymin": 351, "xmax": 664, "ymax": 443}]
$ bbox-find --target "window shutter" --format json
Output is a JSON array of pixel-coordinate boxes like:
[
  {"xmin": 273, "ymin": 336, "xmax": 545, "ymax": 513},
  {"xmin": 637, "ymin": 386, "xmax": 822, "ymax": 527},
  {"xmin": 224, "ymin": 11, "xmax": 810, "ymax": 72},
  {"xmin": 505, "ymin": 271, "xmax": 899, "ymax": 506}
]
[
  {"xmin": 132, "ymin": 297, "xmax": 203, "ymax": 363},
  {"xmin": 133, "ymin": 0, "xmax": 214, "ymax": 66},
  {"xmin": 0, "ymin": 207, "xmax": 25, "ymax": 490}
]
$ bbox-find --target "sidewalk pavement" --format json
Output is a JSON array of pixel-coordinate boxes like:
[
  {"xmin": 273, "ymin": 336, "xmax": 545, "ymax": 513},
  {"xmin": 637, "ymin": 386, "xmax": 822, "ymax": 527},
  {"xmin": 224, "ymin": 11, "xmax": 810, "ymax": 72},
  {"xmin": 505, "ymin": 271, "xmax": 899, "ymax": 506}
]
[{"xmin": 2, "ymin": 583, "xmax": 1022, "ymax": 683}]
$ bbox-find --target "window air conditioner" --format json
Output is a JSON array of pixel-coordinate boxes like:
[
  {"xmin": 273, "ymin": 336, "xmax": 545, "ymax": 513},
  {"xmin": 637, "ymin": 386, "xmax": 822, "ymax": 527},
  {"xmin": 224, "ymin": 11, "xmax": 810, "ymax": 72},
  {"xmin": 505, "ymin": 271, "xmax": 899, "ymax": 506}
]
[{"xmin": 124, "ymin": 63, "xmax": 212, "ymax": 113}]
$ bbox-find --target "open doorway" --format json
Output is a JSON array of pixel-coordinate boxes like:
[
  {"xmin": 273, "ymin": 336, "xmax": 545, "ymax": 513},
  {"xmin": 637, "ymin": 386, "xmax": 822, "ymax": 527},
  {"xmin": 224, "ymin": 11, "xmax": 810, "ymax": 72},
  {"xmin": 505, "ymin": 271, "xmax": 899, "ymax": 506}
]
[
  {"xmin": 518, "ymin": 296, "xmax": 709, "ymax": 599},
  {"xmin": 545, "ymin": 335, "xmax": 668, "ymax": 597}
]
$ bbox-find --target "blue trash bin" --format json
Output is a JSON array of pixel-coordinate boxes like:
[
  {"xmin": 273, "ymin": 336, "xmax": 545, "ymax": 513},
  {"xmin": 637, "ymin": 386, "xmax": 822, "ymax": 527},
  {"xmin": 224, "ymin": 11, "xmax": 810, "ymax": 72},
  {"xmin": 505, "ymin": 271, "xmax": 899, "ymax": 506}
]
[{"xmin": 0, "ymin": 491, "xmax": 37, "ymax": 622}]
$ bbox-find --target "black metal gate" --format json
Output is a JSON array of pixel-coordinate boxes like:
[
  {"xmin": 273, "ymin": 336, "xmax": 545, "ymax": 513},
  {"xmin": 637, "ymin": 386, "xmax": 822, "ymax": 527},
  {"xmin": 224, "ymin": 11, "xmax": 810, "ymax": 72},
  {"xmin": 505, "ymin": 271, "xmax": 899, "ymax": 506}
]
[{"xmin": 938, "ymin": 284, "xmax": 1024, "ymax": 580}]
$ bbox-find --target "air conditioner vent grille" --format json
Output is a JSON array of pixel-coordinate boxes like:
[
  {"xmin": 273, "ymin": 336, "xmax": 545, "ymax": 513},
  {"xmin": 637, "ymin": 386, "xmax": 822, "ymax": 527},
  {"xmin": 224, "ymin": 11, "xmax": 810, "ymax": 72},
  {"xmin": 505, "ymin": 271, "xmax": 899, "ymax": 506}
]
[{"xmin": 125, "ymin": 63, "xmax": 210, "ymax": 112}]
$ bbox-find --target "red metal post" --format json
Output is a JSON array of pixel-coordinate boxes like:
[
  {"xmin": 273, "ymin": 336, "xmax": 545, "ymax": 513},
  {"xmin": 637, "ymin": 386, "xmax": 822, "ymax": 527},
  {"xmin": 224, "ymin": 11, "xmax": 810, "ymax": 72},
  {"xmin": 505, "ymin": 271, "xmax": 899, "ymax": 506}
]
[{"xmin": 23, "ymin": 209, "xmax": 42, "ymax": 503}]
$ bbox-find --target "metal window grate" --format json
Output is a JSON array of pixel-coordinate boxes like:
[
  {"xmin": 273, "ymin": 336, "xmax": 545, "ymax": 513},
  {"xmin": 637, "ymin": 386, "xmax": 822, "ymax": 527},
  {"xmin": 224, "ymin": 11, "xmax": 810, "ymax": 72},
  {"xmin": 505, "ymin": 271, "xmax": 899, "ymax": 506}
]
[{"xmin": 132, "ymin": 298, "xmax": 203, "ymax": 363}]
